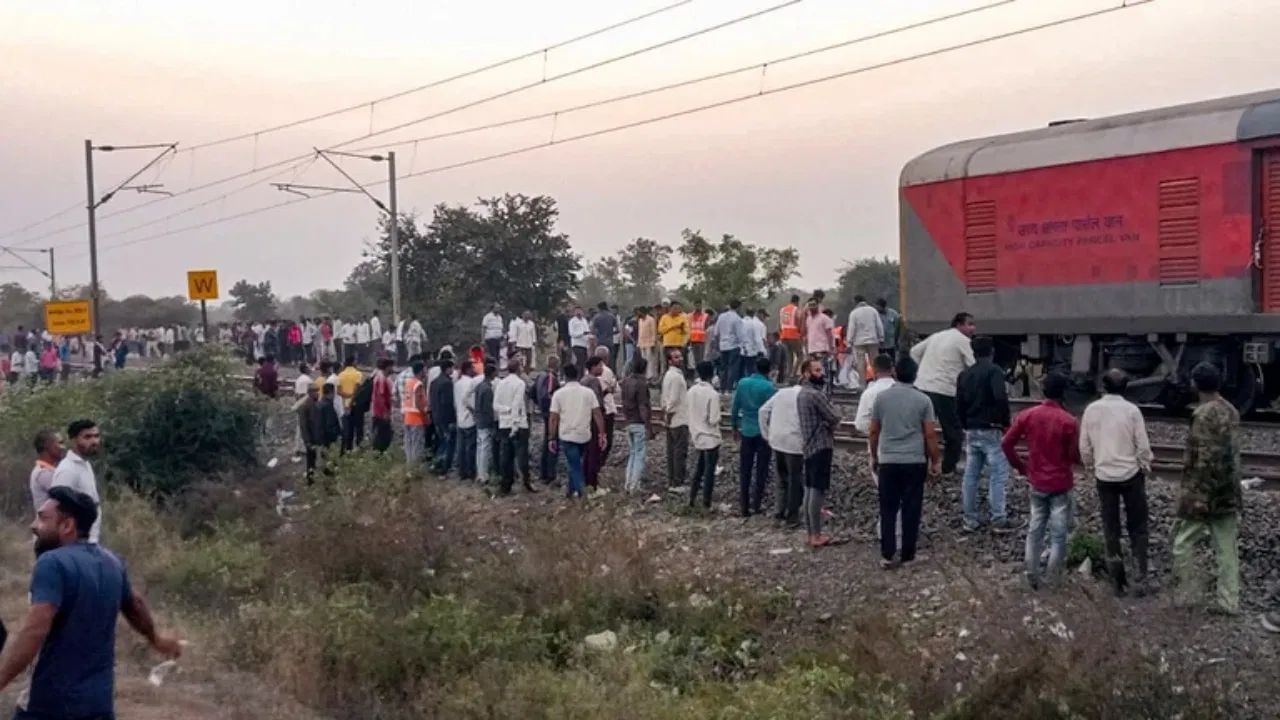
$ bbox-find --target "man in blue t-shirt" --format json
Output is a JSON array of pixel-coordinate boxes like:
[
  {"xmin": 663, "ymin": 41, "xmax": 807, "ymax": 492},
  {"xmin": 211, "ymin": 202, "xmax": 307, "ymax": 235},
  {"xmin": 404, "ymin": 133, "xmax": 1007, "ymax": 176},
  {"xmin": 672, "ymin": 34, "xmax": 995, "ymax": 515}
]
[{"xmin": 0, "ymin": 486, "xmax": 182, "ymax": 720}]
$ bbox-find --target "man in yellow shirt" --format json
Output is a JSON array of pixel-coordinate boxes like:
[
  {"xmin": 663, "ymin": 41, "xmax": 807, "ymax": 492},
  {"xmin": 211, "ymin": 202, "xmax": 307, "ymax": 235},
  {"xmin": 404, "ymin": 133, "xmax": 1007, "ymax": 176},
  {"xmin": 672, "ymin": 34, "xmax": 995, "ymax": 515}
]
[
  {"xmin": 658, "ymin": 301, "xmax": 690, "ymax": 371},
  {"xmin": 336, "ymin": 357, "xmax": 365, "ymax": 452}
]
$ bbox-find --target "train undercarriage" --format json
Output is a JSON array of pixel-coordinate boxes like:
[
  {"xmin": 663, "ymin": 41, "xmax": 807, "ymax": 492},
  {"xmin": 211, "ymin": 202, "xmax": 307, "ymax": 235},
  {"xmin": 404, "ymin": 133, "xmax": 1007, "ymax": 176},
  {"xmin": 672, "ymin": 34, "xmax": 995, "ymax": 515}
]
[{"xmin": 995, "ymin": 333, "xmax": 1275, "ymax": 415}]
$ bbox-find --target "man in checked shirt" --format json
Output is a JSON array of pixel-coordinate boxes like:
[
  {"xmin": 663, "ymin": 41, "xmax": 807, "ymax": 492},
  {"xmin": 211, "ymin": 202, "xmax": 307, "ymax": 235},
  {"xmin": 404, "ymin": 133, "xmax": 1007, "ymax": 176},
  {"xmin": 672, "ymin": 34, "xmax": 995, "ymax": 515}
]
[{"xmin": 796, "ymin": 358, "xmax": 841, "ymax": 548}]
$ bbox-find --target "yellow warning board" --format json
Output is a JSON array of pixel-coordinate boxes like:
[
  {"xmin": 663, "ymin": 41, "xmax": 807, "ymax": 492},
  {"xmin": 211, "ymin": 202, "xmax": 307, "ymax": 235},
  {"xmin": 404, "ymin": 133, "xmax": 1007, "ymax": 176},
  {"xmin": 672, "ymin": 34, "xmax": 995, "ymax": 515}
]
[
  {"xmin": 187, "ymin": 269, "xmax": 219, "ymax": 300},
  {"xmin": 45, "ymin": 300, "xmax": 92, "ymax": 335}
]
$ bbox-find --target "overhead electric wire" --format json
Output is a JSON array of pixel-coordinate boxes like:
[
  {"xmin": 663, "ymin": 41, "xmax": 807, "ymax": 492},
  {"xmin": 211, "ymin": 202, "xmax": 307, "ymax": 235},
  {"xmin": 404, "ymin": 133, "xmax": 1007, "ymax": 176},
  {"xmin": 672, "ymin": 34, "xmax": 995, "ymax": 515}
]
[
  {"xmin": 67, "ymin": 0, "xmax": 1149, "ymax": 260},
  {"xmin": 57, "ymin": 0, "xmax": 992, "ymax": 250},
  {"xmin": 348, "ymin": 0, "xmax": 1015, "ymax": 154},
  {"xmin": 4, "ymin": 0, "xmax": 799, "ymax": 249},
  {"xmin": 178, "ymin": 0, "xmax": 694, "ymax": 154}
]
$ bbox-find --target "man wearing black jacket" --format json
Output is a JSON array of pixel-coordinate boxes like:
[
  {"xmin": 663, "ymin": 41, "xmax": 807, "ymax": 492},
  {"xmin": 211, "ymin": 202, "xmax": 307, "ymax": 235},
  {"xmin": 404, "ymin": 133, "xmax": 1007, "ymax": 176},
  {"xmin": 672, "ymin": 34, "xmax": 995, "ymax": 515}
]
[
  {"xmin": 531, "ymin": 355, "xmax": 562, "ymax": 482},
  {"xmin": 956, "ymin": 336, "xmax": 1016, "ymax": 532},
  {"xmin": 430, "ymin": 358, "xmax": 457, "ymax": 476}
]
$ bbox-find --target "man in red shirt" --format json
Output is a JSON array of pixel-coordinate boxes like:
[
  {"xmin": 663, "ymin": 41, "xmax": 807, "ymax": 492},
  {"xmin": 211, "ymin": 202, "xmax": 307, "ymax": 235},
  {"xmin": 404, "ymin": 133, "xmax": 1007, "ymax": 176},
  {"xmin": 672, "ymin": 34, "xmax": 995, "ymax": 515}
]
[
  {"xmin": 370, "ymin": 358, "xmax": 395, "ymax": 452},
  {"xmin": 1001, "ymin": 372, "xmax": 1079, "ymax": 589}
]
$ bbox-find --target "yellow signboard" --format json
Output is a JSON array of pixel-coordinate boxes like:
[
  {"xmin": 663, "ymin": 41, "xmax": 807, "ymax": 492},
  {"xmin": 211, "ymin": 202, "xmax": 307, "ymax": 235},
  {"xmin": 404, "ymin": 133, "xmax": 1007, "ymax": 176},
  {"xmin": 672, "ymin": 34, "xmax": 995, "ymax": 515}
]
[
  {"xmin": 45, "ymin": 300, "xmax": 92, "ymax": 335},
  {"xmin": 187, "ymin": 269, "xmax": 219, "ymax": 300}
]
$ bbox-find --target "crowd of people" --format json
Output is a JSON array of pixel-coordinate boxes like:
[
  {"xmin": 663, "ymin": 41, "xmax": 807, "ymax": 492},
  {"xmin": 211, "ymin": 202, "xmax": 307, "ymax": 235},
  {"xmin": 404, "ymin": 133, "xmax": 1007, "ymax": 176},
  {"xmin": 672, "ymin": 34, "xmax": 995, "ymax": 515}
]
[
  {"xmin": 265, "ymin": 298, "xmax": 1255, "ymax": 623},
  {"xmin": 2, "ymin": 294, "xmax": 1274, "ymax": 719}
]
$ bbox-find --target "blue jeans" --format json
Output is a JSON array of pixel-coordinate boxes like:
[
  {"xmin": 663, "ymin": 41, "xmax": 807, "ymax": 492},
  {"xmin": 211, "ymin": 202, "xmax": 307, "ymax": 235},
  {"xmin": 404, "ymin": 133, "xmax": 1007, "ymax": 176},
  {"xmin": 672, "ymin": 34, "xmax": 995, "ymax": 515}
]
[
  {"xmin": 718, "ymin": 348, "xmax": 740, "ymax": 390},
  {"xmin": 563, "ymin": 441, "xmax": 587, "ymax": 497},
  {"xmin": 477, "ymin": 427, "xmax": 495, "ymax": 480},
  {"xmin": 625, "ymin": 424, "xmax": 648, "ymax": 492},
  {"xmin": 962, "ymin": 428, "xmax": 1009, "ymax": 527},
  {"xmin": 1025, "ymin": 489, "xmax": 1073, "ymax": 586}
]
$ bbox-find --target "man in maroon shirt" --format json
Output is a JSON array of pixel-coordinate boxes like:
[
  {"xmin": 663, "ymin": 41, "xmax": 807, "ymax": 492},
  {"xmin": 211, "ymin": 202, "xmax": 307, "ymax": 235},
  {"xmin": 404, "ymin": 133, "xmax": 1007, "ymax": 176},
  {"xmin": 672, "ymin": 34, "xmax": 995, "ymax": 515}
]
[
  {"xmin": 254, "ymin": 355, "xmax": 279, "ymax": 399},
  {"xmin": 1001, "ymin": 372, "xmax": 1080, "ymax": 589},
  {"xmin": 370, "ymin": 358, "xmax": 395, "ymax": 452}
]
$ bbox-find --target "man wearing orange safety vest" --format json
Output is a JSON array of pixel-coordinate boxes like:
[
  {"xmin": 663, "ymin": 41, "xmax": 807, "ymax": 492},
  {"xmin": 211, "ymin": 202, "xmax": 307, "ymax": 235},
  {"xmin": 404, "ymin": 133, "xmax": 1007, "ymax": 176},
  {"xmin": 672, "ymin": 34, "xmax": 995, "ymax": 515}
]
[
  {"xmin": 778, "ymin": 294, "xmax": 803, "ymax": 382},
  {"xmin": 689, "ymin": 304, "xmax": 709, "ymax": 366},
  {"xmin": 401, "ymin": 360, "xmax": 428, "ymax": 466}
]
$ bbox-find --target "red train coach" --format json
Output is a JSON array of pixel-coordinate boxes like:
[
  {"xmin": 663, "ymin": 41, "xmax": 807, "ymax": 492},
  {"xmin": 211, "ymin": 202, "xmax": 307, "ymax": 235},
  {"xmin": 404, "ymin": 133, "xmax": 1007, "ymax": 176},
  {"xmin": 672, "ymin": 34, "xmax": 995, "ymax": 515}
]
[{"xmin": 900, "ymin": 88, "xmax": 1280, "ymax": 412}]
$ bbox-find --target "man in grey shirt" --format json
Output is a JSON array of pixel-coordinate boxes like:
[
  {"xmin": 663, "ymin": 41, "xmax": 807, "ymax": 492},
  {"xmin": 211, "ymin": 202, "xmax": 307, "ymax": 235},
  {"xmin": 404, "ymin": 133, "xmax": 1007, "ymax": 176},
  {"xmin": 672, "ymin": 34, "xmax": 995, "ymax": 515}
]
[
  {"xmin": 869, "ymin": 356, "xmax": 940, "ymax": 568},
  {"xmin": 590, "ymin": 302, "xmax": 618, "ymax": 363}
]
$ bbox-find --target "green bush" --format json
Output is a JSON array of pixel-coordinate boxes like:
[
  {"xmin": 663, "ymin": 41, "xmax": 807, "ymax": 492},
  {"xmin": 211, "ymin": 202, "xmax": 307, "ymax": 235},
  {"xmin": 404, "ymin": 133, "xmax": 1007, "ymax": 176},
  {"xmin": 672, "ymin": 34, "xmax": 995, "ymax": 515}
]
[
  {"xmin": 1066, "ymin": 531, "xmax": 1105, "ymax": 569},
  {"xmin": 0, "ymin": 347, "xmax": 261, "ymax": 501},
  {"xmin": 161, "ymin": 521, "xmax": 269, "ymax": 608}
]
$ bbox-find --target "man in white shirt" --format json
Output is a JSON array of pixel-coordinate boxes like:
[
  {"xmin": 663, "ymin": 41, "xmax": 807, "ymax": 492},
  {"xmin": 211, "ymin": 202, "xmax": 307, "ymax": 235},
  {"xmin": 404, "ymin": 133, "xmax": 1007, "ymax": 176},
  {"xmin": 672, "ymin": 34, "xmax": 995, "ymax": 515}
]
[
  {"xmin": 854, "ymin": 354, "xmax": 895, "ymax": 435},
  {"xmin": 369, "ymin": 310, "xmax": 383, "ymax": 360},
  {"xmin": 292, "ymin": 363, "xmax": 314, "ymax": 457},
  {"xmin": 661, "ymin": 349, "xmax": 690, "ymax": 489},
  {"xmin": 50, "ymin": 419, "xmax": 103, "ymax": 543},
  {"xmin": 547, "ymin": 362, "xmax": 606, "ymax": 499},
  {"xmin": 568, "ymin": 306, "xmax": 591, "ymax": 370},
  {"xmin": 508, "ymin": 311, "xmax": 537, "ymax": 368},
  {"xmin": 454, "ymin": 363, "xmax": 480, "ymax": 480},
  {"xmin": 355, "ymin": 317, "xmax": 372, "ymax": 366},
  {"xmin": 686, "ymin": 361, "xmax": 722, "ymax": 509},
  {"xmin": 760, "ymin": 384, "xmax": 804, "ymax": 526},
  {"xmin": 339, "ymin": 319, "xmax": 356, "ymax": 365},
  {"xmin": 1080, "ymin": 369, "xmax": 1153, "ymax": 596},
  {"xmin": 909, "ymin": 312, "xmax": 976, "ymax": 475},
  {"xmin": 737, "ymin": 309, "xmax": 767, "ymax": 380},
  {"xmin": 848, "ymin": 295, "xmax": 885, "ymax": 390},
  {"xmin": 481, "ymin": 304, "xmax": 505, "ymax": 362},
  {"xmin": 593, "ymin": 346, "xmax": 619, "ymax": 468},
  {"xmin": 494, "ymin": 356, "xmax": 536, "ymax": 494},
  {"xmin": 405, "ymin": 314, "xmax": 425, "ymax": 359},
  {"xmin": 163, "ymin": 326, "xmax": 176, "ymax": 357}
]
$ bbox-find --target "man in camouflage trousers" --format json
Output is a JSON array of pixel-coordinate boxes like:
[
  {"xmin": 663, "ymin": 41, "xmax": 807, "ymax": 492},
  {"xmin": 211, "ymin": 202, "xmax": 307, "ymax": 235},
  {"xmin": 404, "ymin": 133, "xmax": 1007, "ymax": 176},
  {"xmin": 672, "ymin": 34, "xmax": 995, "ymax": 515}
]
[{"xmin": 1173, "ymin": 362, "xmax": 1242, "ymax": 614}]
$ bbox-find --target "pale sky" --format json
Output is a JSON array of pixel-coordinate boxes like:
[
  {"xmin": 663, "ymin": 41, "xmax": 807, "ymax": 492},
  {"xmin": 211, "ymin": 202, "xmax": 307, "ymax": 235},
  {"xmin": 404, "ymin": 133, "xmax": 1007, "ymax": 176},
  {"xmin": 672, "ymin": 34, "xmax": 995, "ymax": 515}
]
[{"xmin": 1, "ymin": 0, "xmax": 1276, "ymax": 300}]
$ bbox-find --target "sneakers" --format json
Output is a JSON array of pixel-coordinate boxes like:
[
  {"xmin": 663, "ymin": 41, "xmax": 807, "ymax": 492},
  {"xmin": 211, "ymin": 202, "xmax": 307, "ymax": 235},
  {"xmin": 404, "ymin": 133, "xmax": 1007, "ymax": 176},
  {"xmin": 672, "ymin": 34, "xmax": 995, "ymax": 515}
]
[
  {"xmin": 1261, "ymin": 612, "xmax": 1280, "ymax": 633},
  {"xmin": 880, "ymin": 557, "xmax": 900, "ymax": 570},
  {"xmin": 991, "ymin": 518, "xmax": 1027, "ymax": 534}
]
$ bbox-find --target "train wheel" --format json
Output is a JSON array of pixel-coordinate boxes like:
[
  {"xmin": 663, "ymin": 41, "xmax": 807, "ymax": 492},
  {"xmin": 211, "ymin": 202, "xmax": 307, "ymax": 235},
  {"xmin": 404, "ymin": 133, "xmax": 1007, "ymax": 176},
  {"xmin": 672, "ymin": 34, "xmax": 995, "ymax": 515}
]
[{"xmin": 1225, "ymin": 363, "xmax": 1260, "ymax": 415}]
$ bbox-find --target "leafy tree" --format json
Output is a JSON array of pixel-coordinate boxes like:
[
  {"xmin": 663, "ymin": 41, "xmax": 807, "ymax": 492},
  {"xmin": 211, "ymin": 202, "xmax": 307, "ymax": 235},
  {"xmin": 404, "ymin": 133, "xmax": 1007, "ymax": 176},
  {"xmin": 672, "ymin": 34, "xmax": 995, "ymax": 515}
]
[
  {"xmin": 676, "ymin": 229, "xmax": 799, "ymax": 309},
  {"xmin": 228, "ymin": 280, "xmax": 278, "ymax": 321},
  {"xmin": 575, "ymin": 238, "xmax": 674, "ymax": 311},
  {"xmin": 349, "ymin": 194, "xmax": 579, "ymax": 348},
  {"xmin": 0, "ymin": 283, "xmax": 44, "ymax": 331},
  {"xmin": 833, "ymin": 257, "xmax": 900, "ymax": 319}
]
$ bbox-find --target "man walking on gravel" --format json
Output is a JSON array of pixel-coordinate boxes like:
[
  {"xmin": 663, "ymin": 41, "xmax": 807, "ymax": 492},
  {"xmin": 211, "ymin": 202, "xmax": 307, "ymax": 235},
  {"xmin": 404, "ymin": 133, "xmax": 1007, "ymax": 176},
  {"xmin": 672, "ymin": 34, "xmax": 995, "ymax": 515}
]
[
  {"xmin": 370, "ymin": 358, "xmax": 395, "ymax": 453},
  {"xmin": 1001, "ymin": 372, "xmax": 1079, "ymax": 589},
  {"xmin": 0, "ymin": 488, "xmax": 182, "ymax": 720},
  {"xmin": 910, "ymin": 312, "xmax": 975, "ymax": 477},
  {"xmin": 548, "ymin": 362, "xmax": 606, "ymax": 499},
  {"xmin": 1172, "ymin": 362, "xmax": 1242, "ymax": 614},
  {"xmin": 732, "ymin": 355, "xmax": 776, "ymax": 517},
  {"xmin": 797, "ymin": 358, "xmax": 841, "ymax": 548},
  {"xmin": 869, "ymin": 356, "xmax": 941, "ymax": 568},
  {"xmin": 687, "ymin": 361, "xmax": 722, "ymax": 509},
  {"xmin": 534, "ymin": 355, "xmax": 562, "ymax": 483},
  {"xmin": 761, "ymin": 383, "xmax": 805, "ymax": 527},
  {"xmin": 662, "ymin": 349, "xmax": 690, "ymax": 490},
  {"xmin": 1080, "ymin": 369, "xmax": 1153, "ymax": 597},
  {"xmin": 957, "ymin": 336, "xmax": 1017, "ymax": 532},
  {"xmin": 494, "ymin": 356, "xmax": 537, "ymax": 495},
  {"xmin": 847, "ymin": 295, "xmax": 884, "ymax": 390},
  {"xmin": 51, "ymin": 419, "xmax": 103, "ymax": 544},
  {"xmin": 620, "ymin": 356, "xmax": 654, "ymax": 494}
]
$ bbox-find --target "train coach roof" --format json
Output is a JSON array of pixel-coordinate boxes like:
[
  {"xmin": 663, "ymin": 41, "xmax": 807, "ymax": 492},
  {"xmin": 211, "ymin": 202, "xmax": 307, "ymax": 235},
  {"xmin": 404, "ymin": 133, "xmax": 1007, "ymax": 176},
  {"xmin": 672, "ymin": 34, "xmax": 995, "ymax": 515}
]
[{"xmin": 901, "ymin": 88, "xmax": 1280, "ymax": 186}]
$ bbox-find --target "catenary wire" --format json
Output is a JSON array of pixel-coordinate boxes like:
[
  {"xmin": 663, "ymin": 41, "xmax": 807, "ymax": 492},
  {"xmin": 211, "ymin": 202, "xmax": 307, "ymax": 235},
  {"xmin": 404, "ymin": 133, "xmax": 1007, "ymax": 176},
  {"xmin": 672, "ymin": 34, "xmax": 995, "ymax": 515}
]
[
  {"xmin": 56, "ymin": 0, "xmax": 1009, "ymax": 249},
  {"xmin": 61, "ymin": 0, "xmax": 1150, "ymax": 261},
  {"xmin": 5, "ymin": 0, "xmax": 801, "ymax": 249}
]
